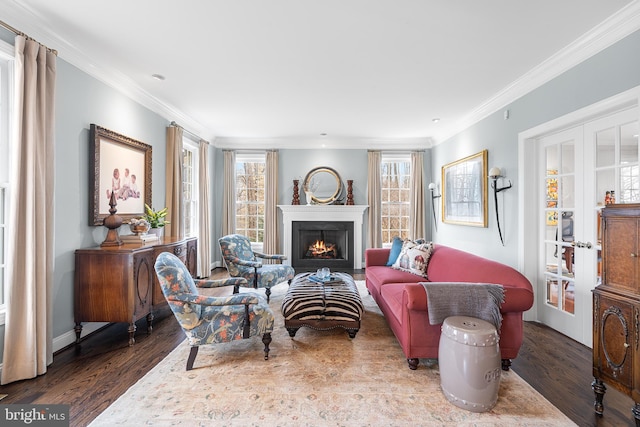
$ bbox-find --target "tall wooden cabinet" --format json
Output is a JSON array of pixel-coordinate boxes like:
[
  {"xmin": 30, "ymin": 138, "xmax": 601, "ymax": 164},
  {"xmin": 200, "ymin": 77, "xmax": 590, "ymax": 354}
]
[
  {"xmin": 592, "ymin": 203, "xmax": 640, "ymax": 425},
  {"xmin": 74, "ymin": 237, "xmax": 197, "ymax": 346}
]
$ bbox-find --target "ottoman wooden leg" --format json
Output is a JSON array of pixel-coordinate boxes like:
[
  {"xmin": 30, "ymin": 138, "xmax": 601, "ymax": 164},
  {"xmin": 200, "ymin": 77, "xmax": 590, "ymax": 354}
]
[
  {"xmin": 347, "ymin": 329, "xmax": 359, "ymax": 338},
  {"xmin": 286, "ymin": 327, "xmax": 299, "ymax": 337}
]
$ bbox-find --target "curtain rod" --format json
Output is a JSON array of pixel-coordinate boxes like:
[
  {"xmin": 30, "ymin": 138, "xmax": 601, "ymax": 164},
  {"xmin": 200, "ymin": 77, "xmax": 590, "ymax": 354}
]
[
  {"xmin": 170, "ymin": 121, "xmax": 210, "ymax": 144},
  {"xmin": 0, "ymin": 20, "xmax": 58, "ymax": 55}
]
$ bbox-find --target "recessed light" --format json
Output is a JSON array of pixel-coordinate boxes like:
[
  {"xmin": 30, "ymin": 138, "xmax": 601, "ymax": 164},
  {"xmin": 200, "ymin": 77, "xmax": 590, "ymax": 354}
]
[
  {"xmin": 432, "ymin": 118, "xmax": 440, "ymax": 123},
  {"xmin": 320, "ymin": 133, "xmax": 327, "ymax": 137},
  {"xmin": 152, "ymin": 74, "xmax": 165, "ymax": 81}
]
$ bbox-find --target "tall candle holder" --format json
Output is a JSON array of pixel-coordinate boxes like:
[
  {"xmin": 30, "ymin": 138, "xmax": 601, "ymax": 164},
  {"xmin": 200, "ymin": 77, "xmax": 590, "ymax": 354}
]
[
  {"xmin": 346, "ymin": 180, "xmax": 354, "ymax": 205},
  {"xmin": 292, "ymin": 179, "xmax": 300, "ymax": 205}
]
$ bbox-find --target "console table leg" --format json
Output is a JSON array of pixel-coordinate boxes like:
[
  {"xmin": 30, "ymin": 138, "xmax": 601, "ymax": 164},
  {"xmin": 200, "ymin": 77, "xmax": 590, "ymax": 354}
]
[
  {"xmin": 74, "ymin": 322, "xmax": 83, "ymax": 344},
  {"xmin": 128, "ymin": 323, "xmax": 136, "ymax": 346},
  {"xmin": 592, "ymin": 378, "xmax": 606, "ymax": 416},
  {"xmin": 147, "ymin": 312, "xmax": 154, "ymax": 334}
]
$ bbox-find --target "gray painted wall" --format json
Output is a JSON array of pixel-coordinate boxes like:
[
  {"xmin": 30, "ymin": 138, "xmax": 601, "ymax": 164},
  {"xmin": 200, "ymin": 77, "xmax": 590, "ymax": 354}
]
[{"xmin": 432, "ymin": 29, "xmax": 640, "ymax": 266}]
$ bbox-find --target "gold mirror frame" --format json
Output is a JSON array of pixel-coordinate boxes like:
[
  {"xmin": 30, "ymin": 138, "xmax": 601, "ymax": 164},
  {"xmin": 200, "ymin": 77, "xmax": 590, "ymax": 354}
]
[{"xmin": 303, "ymin": 166, "xmax": 343, "ymax": 204}]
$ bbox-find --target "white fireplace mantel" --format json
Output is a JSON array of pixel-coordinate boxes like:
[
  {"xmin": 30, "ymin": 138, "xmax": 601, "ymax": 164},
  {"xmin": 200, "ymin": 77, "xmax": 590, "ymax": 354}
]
[{"xmin": 278, "ymin": 205, "xmax": 368, "ymax": 269}]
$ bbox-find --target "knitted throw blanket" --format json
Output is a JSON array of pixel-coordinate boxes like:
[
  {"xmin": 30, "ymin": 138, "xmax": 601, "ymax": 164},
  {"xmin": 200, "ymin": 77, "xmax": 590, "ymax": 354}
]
[{"xmin": 421, "ymin": 282, "xmax": 505, "ymax": 332}]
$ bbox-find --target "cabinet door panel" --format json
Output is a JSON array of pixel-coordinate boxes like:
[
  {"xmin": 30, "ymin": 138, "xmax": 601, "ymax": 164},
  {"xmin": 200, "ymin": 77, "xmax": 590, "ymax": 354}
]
[
  {"xmin": 603, "ymin": 217, "xmax": 638, "ymax": 292},
  {"xmin": 133, "ymin": 252, "xmax": 154, "ymax": 318},
  {"xmin": 595, "ymin": 293, "xmax": 635, "ymax": 390}
]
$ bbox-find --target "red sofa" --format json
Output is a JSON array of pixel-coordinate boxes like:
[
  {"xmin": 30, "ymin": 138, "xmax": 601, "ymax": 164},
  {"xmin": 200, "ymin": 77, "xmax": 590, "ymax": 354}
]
[{"xmin": 365, "ymin": 244, "xmax": 534, "ymax": 370}]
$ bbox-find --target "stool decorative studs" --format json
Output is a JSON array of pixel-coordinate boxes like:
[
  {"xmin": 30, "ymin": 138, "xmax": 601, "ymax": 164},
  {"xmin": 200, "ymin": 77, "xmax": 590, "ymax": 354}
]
[{"xmin": 438, "ymin": 316, "xmax": 501, "ymax": 413}]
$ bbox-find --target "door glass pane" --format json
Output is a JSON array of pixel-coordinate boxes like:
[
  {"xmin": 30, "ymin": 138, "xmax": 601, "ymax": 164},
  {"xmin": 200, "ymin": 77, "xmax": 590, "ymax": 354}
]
[
  {"xmin": 596, "ymin": 169, "xmax": 615, "ymax": 206},
  {"xmin": 546, "ymin": 145, "xmax": 558, "ymax": 171},
  {"xmin": 596, "ymin": 127, "xmax": 616, "ymax": 168},
  {"xmin": 560, "ymin": 176, "xmax": 575, "ymax": 208},
  {"xmin": 620, "ymin": 121, "xmax": 639, "ymax": 164},
  {"xmin": 561, "ymin": 142, "xmax": 575, "ymax": 173},
  {"xmin": 620, "ymin": 165, "xmax": 639, "ymax": 203}
]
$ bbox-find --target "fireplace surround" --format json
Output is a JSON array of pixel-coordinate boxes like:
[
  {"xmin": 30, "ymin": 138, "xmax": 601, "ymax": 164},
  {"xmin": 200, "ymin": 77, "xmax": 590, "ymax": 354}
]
[{"xmin": 278, "ymin": 205, "xmax": 368, "ymax": 269}]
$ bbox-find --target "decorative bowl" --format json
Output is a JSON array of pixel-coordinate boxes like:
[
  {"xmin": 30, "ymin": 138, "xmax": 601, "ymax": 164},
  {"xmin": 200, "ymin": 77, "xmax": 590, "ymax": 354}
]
[{"xmin": 129, "ymin": 218, "xmax": 150, "ymax": 235}]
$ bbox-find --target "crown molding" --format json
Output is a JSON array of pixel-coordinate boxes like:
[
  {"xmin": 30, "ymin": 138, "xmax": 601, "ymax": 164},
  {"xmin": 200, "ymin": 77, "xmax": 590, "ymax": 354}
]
[
  {"xmin": 213, "ymin": 136, "xmax": 432, "ymax": 150},
  {"xmin": 5, "ymin": 1, "xmax": 640, "ymax": 147},
  {"xmin": 2, "ymin": 1, "xmax": 213, "ymax": 141},
  {"xmin": 432, "ymin": 0, "xmax": 640, "ymax": 145}
]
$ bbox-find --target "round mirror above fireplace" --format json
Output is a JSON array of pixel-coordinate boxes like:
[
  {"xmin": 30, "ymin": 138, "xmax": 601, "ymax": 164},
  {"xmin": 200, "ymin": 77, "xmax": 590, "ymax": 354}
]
[{"xmin": 303, "ymin": 166, "xmax": 343, "ymax": 204}]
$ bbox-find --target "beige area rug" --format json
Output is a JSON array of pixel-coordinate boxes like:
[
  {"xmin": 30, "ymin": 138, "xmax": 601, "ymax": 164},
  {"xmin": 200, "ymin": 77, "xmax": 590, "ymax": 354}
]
[{"xmin": 90, "ymin": 281, "xmax": 576, "ymax": 427}]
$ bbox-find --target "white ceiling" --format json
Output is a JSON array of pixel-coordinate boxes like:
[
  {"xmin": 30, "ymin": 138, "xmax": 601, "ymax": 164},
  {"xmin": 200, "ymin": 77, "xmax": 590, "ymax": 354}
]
[{"xmin": 3, "ymin": 0, "xmax": 640, "ymax": 147}]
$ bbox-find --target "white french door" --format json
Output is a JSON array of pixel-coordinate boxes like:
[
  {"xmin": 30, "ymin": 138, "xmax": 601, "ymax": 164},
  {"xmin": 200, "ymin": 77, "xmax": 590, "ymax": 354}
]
[{"xmin": 536, "ymin": 108, "xmax": 639, "ymax": 347}]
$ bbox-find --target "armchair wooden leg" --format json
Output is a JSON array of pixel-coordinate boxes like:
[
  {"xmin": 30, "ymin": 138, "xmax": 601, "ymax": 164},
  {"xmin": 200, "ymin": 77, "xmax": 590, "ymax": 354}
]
[
  {"xmin": 262, "ymin": 332, "xmax": 272, "ymax": 360},
  {"xmin": 186, "ymin": 346, "xmax": 199, "ymax": 371}
]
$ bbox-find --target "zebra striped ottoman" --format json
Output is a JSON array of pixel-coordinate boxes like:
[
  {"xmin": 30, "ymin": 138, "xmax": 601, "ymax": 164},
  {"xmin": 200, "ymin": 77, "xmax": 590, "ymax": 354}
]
[{"xmin": 281, "ymin": 272, "xmax": 364, "ymax": 338}]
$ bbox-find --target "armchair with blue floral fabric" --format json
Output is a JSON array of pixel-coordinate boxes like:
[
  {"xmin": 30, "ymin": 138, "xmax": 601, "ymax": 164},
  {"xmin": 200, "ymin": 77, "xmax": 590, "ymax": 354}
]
[
  {"xmin": 154, "ymin": 252, "xmax": 275, "ymax": 371},
  {"xmin": 219, "ymin": 234, "xmax": 295, "ymax": 303}
]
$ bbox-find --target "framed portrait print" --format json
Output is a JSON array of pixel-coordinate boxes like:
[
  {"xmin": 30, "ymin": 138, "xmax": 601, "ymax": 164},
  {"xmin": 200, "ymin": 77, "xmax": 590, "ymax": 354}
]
[
  {"xmin": 441, "ymin": 150, "xmax": 488, "ymax": 227},
  {"xmin": 89, "ymin": 124, "xmax": 152, "ymax": 225}
]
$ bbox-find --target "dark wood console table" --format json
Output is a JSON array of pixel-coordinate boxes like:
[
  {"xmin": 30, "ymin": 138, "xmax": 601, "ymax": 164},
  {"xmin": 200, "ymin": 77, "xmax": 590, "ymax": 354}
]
[{"xmin": 74, "ymin": 236, "xmax": 197, "ymax": 346}]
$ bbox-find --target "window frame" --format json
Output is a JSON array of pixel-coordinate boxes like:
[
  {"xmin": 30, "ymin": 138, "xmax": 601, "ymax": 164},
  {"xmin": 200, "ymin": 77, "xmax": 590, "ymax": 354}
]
[
  {"xmin": 235, "ymin": 152, "xmax": 266, "ymax": 251},
  {"xmin": 0, "ymin": 38, "xmax": 15, "ymax": 325},
  {"xmin": 182, "ymin": 137, "xmax": 199, "ymax": 238},
  {"xmin": 380, "ymin": 152, "xmax": 412, "ymax": 247}
]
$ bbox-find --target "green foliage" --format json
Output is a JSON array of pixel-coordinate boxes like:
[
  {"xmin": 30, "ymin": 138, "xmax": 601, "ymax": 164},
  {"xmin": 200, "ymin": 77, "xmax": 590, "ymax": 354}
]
[{"xmin": 144, "ymin": 204, "xmax": 170, "ymax": 228}]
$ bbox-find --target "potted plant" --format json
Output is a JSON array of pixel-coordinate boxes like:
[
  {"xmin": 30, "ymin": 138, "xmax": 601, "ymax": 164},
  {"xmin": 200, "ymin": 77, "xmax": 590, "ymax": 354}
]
[{"xmin": 144, "ymin": 204, "xmax": 170, "ymax": 236}]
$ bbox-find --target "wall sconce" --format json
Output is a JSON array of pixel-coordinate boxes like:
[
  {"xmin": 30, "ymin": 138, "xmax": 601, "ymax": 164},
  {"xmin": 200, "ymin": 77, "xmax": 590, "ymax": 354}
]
[
  {"xmin": 428, "ymin": 182, "xmax": 441, "ymax": 231},
  {"xmin": 489, "ymin": 167, "xmax": 512, "ymax": 245}
]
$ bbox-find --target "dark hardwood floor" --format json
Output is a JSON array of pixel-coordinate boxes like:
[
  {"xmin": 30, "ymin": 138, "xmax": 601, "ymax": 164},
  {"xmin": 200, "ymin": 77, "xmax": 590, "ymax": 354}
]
[{"xmin": 0, "ymin": 269, "xmax": 635, "ymax": 426}]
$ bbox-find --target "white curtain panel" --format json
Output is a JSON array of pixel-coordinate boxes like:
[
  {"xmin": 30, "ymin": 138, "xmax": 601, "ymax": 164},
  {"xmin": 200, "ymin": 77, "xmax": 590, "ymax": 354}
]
[
  {"xmin": 264, "ymin": 150, "xmax": 279, "ymax": 260},
  {"xmin": 165, "ymin": 126, "xmax": 184, "ymax": 238},
  {"xmin": 198, "ymin": 140, "xmax": 211, "ymax": 278},
  {"xmin": 410, "ymin": 151, "xmax": 425, "ymax": 239},
  {"xmin": 367, "ymin": 150, "xmax": 382, "ymax": 248},
  {"xmin": 222, "ymin": 150, "xmax": 236, "ymax": 236},
  {"xmin": 2, "ymin": 36, "xmax": 56, "ymax": 384}
]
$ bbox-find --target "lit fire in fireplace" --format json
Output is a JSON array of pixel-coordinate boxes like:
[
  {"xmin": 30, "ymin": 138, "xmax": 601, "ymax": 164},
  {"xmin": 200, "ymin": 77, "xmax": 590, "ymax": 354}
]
[{"xmin": 306, "ymin": 240, "xmax": 337, "ymax": 258}]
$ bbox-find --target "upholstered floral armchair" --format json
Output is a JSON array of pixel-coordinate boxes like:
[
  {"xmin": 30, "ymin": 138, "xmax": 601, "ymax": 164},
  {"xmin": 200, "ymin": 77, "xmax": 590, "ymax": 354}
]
[
  {"xmin": 219, "ymin": 234, "xmax": 295, "ymax": 303},
  {"xmin": 154, "ymin": 252, "xmax": 275, "ymax": 370}
]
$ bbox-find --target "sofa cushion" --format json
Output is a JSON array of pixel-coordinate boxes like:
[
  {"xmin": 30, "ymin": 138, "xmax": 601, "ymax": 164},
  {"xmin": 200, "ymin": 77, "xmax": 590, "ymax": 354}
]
[
  {"xmin": 367, "ymin": 265, "xmax": 426, "ymax": 287},
  {"xmin": 386, "ymin": 236, "xmax": 404, "ymax": 266},
  {"xmin": 392, "ymin": 240, "xmax": 434, "ymax": 278}
]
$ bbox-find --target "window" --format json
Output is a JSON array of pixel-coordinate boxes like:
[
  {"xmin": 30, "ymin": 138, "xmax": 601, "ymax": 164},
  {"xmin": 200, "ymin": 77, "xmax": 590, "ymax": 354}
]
[
  {"xmin": 182, "ymin": 138, "xmax": 199, "ymax": 238},
  {"xmin": 0, "ymin": 39, "xmax": 14, "ymax": 322},
  {"xmin": 235, "ymin": 153, "xmax": 266, "ymax": 245},
  {"xmin": 381, "ymin": 154, "xmax": 411, "ymax": 244}
]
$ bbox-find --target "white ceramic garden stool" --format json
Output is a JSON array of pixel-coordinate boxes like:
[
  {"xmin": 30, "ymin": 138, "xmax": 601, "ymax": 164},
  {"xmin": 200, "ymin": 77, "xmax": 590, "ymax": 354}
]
[{"xmin": 438, "ymin": 315, "xmax": 501, "ymax": 413}]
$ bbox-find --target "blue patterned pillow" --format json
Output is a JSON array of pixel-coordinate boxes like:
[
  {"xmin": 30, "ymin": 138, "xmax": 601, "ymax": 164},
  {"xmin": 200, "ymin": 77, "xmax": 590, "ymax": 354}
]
[{"xmin": 386, "ymin": 236, "xmax": 404, "ymax": 266}]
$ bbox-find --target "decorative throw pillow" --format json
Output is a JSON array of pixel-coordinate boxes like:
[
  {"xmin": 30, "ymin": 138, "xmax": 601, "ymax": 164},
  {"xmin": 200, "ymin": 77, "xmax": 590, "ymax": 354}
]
[
  {"xmin": 386, "ymin": 236, "xmax": 405, "ymax": 266},
  {"xmin": 392, "ymin": 240, "xmax": 434, "ymax": 278}
]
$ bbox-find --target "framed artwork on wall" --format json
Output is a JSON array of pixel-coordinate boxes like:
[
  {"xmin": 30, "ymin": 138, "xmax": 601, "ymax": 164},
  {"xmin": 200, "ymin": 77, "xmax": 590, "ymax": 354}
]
[
  {"xmin": 89, "ymin": 124, "xmax": 152, "ymax": 225},
  {"xmin": 441, "ymin": 149, "xmax": 488, "ymax": 227}
]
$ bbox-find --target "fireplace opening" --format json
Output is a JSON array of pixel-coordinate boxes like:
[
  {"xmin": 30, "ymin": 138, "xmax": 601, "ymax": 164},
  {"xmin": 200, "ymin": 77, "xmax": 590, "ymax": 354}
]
[{"xmin": 292, "ymin": 221, "xmax": 354, "ymax": 270}]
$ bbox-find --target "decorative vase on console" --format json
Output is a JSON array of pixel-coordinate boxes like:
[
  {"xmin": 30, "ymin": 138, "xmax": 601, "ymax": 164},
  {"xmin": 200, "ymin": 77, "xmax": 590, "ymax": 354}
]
[{"xmin": 305, "ymin": 191, "xmax": 313, "ymax": 206}]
